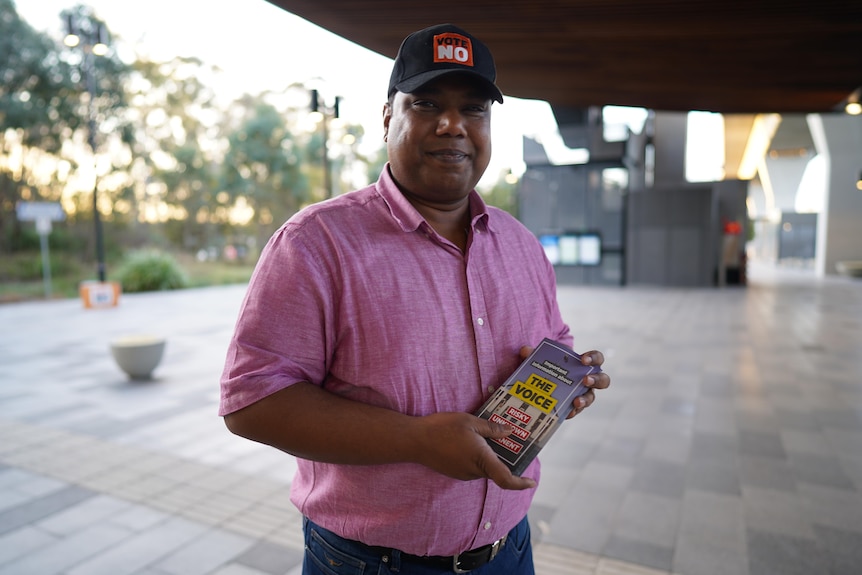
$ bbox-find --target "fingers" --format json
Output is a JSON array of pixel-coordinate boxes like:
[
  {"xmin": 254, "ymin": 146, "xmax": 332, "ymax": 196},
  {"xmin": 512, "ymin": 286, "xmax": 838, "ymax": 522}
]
[
  {"xmin": 585, "ymin": 371, "xmax": 610, "ymax": 390},
  {"xmin": 567, "ymin": 389, "xmax": 595, "ymax": 419},
  {"xmin": 577, "ymin": 388, "xmax": 595, "ymax": 410},
  {"xmin": 482, "ymin": 419, "xmax": 514, "ymax": 439},
  {"xmin": 581, "ymin": 350, "xmax": 605, "ymax": 367},
  {"xmin": 485, "ymin": 458, "xmax": 537, "ymax": 490},
  {"xmin": 476, "ymin": 419, "xmax": 536, "ymax": 490},
  {"xmin": 418, "ymin": 413, "xmax": 534, "ymax": 489},
  {"xmin": 567, "ymin": 352, "xmax": 611, "ymax": 419}
]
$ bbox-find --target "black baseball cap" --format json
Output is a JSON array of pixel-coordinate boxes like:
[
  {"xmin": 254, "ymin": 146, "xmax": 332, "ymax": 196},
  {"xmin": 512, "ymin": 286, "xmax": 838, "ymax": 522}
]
[{"xmin": 388, "ymin": 24, "xmax": 504, "ymax": 103}]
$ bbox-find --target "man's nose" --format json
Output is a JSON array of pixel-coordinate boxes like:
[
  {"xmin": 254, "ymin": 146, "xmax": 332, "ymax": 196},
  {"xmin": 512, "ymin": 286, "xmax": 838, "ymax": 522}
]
[{"xmin": 436, "ymin": 110, "xmax": 466, "ymax": 136}]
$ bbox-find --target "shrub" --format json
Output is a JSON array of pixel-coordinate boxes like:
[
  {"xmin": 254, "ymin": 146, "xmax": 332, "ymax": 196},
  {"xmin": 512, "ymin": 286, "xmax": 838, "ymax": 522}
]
[
  {"xmin": 0, "ymin": 251, "xmax": 83, "ymax": 281},
  {"xmin": 116, "ymin": 250, "xmax": 189, "ymax": 293}
]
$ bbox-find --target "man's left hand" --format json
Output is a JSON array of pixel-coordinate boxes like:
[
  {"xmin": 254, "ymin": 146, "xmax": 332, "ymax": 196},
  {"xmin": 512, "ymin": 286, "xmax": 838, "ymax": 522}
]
[
  {"xmin": 568, "ymin": 349, "xmax": 609, "ymax": 418},
  {"xmin": 519, "ymin": 346, "xmax": 610, "ymax": 419}
]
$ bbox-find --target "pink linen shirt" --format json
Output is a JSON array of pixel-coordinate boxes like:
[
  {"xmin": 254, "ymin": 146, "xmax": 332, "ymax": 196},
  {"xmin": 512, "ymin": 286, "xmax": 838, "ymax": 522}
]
[{"xmin": 220, "ymin": 165, "xmax": 571, "ymax": 556}]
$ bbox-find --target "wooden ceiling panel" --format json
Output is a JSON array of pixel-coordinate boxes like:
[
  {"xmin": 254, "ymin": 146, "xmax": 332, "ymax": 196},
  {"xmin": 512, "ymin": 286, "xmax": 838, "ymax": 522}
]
[{"xmin": 265, "ymin": 0, "xmax": 862, "ymax": 114}]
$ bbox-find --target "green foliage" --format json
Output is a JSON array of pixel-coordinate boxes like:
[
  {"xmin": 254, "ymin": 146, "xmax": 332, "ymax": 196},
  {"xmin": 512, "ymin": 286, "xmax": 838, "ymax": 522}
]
[
  {"xmin": 128, "ymin": 56, "xmax": 223, "ymax": 251},
  {"xmin": 361, "ymin": 146, "xmax": 388, "ymax": 189},
  {"xmin": 1, "ymin": 0, "xmax": 73, "ymax": 251},
  {"xmin": 0, "ymin": 250, "xmax": 84, "ymax": 281},
  {"xmin": 480, "ymin": 169, "xmax": 519, "ymax": 217},
  {"xmin": 2, "ymin": 224, "xmax": 87, "ymax": 253},
  {"xmin": 221, "ymin": 96, "xmax": 309, "ymax": 242},
  {"xmin": 116, "ymin": 250, "xmax": 189, "ymax": 293},
  {"xmin": 59, "ymin": 4, "xmax": 134, "ymax": 143},
  {"xmin": 0, "ymin": 0, "xmax": 78, "ymax": 150},
  {"xmin": 0, "ymin": 6, "xmax": 381, "ymax": 301},
  {"xmin": 182, "ymin": 257, "xmax": 255, "ymax": 288},
  {"xmin": 1, "ymin": 2, "xmax": 134, "ymax": 255}
]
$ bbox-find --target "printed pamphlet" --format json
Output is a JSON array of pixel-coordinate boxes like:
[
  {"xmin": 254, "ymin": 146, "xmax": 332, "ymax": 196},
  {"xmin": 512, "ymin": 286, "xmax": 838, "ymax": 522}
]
[{"xmin": 475, "ymin": 338, "xmax": 601, "ymax": 476}]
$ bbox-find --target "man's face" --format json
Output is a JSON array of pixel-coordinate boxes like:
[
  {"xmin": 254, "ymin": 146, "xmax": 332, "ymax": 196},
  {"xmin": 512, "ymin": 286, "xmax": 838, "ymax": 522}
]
[{"xmin": 383, "ymin": 74, "xmax": 492, "ymax": 207}]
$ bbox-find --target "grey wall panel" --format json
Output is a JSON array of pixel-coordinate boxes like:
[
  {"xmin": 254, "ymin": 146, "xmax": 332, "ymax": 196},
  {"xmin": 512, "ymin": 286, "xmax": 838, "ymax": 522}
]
[
  {"xmin": 520, "ymin": 164, "xmax": 626, "ymax": 286},
  {"xmin": 669, "ymin": 228, "xmax": 705, "ymax": 286},
  {"xmin": 631, "ymin": 228, "xmax": 669, "ymax": 284},
  {"xmin": 626, "ymin": 186, "xmax": 719, "ymax": 286}
]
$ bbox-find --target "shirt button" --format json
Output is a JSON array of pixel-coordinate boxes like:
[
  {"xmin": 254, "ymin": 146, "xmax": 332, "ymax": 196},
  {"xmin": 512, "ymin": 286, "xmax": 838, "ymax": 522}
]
[
  {"xmin": 487, "ymin": 386, "xmax": 495, "ymax": 394},
  {"xmin": 484, "ymin": 522, "xmax": 492, "ymax": 530},
  {"xmin": 477, "ymin": 317, "xmax": 484, "ymax": 326}
]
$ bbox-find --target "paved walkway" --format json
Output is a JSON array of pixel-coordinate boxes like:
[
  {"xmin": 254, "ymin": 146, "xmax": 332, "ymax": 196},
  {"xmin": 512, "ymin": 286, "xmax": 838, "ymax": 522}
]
[{"xmin": 1, "ymin": 263, "xmax": 861, "ymax": 575}]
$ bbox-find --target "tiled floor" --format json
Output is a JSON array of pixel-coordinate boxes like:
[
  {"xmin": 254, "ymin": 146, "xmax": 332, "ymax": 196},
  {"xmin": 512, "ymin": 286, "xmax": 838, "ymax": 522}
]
[{"xmin": 1, "ymin": 262, "xmax": 860, "ymax": 575}]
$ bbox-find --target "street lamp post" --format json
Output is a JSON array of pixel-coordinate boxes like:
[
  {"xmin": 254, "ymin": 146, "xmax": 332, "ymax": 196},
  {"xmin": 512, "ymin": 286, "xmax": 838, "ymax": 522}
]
[
  {"xmin": 64, "ymin": 12, "xmax": 109, "ymax": 282},
  {"xmin": 310, "ymin": 89, "xmax": 341, "ymax": 200}
]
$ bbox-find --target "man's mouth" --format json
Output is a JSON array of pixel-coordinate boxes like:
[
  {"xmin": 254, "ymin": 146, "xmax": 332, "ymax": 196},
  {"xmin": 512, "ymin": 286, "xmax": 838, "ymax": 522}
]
[{"xmin": 429, "ymin": 149, "xmax": 468, "ymax": 161}]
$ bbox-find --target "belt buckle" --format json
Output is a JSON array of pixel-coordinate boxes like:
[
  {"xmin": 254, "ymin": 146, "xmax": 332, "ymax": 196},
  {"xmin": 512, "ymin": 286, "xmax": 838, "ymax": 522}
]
[{"xmin": 452, "ymin": 535, "xmax": 506, "ymax": 573}]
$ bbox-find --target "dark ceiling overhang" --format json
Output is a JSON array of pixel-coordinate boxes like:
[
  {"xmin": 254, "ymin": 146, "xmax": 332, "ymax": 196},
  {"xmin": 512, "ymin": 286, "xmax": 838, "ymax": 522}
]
[{"xmin": 266, "ymin": 0, "xmax": 862, "ymax": 115}]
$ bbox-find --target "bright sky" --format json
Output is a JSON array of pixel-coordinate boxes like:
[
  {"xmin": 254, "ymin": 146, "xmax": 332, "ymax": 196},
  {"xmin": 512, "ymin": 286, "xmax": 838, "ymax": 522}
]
[{"xmin": 18, "ymin": 0, "xmax": 580, "ymax": 188}]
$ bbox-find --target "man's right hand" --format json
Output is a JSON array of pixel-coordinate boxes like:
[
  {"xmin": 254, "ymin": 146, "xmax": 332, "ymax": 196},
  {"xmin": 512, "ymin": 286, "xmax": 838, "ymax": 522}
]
[
  {"xmin": 410, "ymin": 412, "xmax": 536, "ymax": 491},
  {"xmin": 224, "ymin": 383, "xmax": 535, "ymax": 490}
]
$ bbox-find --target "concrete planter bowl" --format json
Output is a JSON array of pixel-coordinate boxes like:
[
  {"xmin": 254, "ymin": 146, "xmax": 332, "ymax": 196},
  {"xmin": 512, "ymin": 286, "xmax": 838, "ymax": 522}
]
[
  {"xmin": 836, "ymin": 261, "xmax": 862, "ymax": 278},
  {"xmin": 110, "ymin": 335, "xmax": 166, "ymax": 380}
]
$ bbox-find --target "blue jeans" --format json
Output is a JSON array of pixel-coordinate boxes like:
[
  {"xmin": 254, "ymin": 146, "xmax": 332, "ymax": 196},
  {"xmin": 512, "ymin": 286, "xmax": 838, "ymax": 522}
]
[{"xmin": 302, "ymin": 515, "xmax": 535, "ymax": 575}]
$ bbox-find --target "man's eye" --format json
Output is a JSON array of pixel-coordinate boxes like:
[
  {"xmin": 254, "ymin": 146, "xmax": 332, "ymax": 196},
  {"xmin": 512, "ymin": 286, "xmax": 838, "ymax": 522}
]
[{"xmin": 464, "ymin": 105, "xmax": 488, "ymax": 116}]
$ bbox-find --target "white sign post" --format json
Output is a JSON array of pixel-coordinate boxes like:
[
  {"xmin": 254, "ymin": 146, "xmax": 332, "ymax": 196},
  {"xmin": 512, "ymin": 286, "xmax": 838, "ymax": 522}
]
[{"xmin": 16, "ymin": 202, "xmax": 66, "ymax": 299}]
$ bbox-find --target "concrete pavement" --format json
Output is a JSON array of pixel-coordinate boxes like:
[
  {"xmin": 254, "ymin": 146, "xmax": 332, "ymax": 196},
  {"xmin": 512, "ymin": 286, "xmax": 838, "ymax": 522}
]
[{"xmin": 1, "ymin": 263, "xmax": 861, "ymax": 574}]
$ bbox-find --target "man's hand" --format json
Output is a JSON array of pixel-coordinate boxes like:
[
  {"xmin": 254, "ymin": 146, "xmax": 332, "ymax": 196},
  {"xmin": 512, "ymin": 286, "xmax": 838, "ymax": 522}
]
[
  {"xmin": 412, "ymin": 412, "xmax": 536, "ymax": 491},
  {"xmin": 225, "ymin": 383, "xmax": 536, "ymax": 491},
  {"xmin": 519, "ymin": 346, "xmax": 611, "ymax": 419},
  {"xmin": 568, "ymin": 349, "xmax": 610, "ymax": 418}
]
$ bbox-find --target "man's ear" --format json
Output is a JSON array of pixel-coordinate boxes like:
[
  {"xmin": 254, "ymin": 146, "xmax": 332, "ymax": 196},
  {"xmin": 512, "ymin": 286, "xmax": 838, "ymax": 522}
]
[{"xmin": 382, "ymin": 102, "xmax": 391, "ymax": 140}]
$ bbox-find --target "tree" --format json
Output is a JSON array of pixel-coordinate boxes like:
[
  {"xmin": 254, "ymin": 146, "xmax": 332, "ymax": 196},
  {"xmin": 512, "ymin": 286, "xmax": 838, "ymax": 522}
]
[
  {"xmin": 0, "ymin": 1, "xmax": 132, "ymax": 256},
  {"xmin": 363, "ymin": 146, "xmax": 388, "ymax": 187},
  {"xmin": 0, "ymin": 0, "xmax": 76, "ymax": 250},
  {"xmin": 124, "ymin": 55, "xmax": 223, "ymax": 250},
  {"xmin": 2, "ymin": 3, "xmax": 380, "ymax": 276},
  {"xmin": 59, "ymin": 4, "xmax": 135, "ymax": 276},
  {"xmin": 324, "ymin": 121, "xmax": 369, "ymax": 197},
  {"xmin": 221, "ymin": 93, "xmax": 308, "ymax": 247},
  {"xmin": 220, "ymin": 86, "xmax": 375, "ymax": 248},
  {"xmin": 480, "ymin": 169, "xmax": 519, "ymax": 217}
]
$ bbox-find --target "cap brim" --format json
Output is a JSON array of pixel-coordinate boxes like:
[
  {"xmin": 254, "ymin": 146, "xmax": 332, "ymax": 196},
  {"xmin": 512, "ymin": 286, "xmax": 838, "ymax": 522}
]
[{"xmin": 393, "ymin": 69, "xmax": 504, "ymax": 103}]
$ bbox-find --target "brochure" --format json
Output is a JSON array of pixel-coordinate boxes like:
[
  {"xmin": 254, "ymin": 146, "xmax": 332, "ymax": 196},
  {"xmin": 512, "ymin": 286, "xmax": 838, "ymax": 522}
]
[{"xmin": 475, "ymin": 338, "xmax": 601, "ymax": 476}]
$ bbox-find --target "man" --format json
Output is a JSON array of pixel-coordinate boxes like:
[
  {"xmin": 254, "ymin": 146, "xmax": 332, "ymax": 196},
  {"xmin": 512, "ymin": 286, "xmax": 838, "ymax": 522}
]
[{"xmin": 220, "ymin": 23, "xmax": 610, "ymax": 574}]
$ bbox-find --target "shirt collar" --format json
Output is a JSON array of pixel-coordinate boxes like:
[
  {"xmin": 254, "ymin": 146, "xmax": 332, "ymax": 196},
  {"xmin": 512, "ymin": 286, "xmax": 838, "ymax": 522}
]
[{"xmin": 376, "ymin": 164, "xmax": 493, "ymax": 234}]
